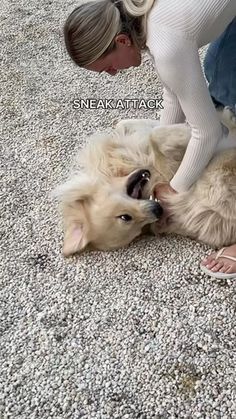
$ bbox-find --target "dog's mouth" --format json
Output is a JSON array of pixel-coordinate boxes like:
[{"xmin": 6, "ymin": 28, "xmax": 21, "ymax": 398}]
[
  {"xmin": 126, "ymin": 169, "xmax": 164, "ymax": 220},
  {"xmin": 127, "ymin": 169, "xmax": 159, "ymax": 202},
  {"xmin": 127, "ymin": 169, "xmax": 150, "ymax": 199}
]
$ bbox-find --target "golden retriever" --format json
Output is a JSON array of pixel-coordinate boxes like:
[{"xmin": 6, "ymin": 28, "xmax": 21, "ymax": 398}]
[{"xmin": 54, "ymin": 115, "xmax": 236, "ymax": 256}]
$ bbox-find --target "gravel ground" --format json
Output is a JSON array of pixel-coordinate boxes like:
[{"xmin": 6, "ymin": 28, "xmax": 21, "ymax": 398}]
[{"xmin": 1, "ymin": 1, "xmax": 236, "ymax": 418}]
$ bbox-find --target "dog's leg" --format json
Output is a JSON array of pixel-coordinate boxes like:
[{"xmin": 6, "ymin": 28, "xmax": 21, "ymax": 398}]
[
  {"xmin": 114, "ymin": 118, "xmax": 160, "ymax": 135},
  {"xmin": 150, "ymin": 123, "xmax": 191, "ymax": 161}
]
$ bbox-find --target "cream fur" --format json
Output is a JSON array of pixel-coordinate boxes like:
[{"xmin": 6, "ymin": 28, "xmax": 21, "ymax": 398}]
[{"xmin": 54, "ymin": 118, "xmax": 236, "ymax": 256}]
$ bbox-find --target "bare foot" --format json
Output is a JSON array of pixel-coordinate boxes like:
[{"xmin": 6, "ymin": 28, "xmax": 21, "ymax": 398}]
[{"xmin": 201, "ymin": 244, "xmax": 236, "ymax": 274}]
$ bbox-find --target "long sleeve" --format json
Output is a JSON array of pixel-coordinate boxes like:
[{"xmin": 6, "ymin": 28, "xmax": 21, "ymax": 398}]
[
  {"xmin": 147, "ymin": 27, "xmax": 223, "ymax": 192},
  {"xmin": 160, "ymin": 85, "xmax": 186, "ymax": 125}
]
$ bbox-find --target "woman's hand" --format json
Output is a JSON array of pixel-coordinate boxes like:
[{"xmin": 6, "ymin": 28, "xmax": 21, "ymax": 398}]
[{"xmin": 154, "ymin": 182, "xmax": 177, "ymax": 200}]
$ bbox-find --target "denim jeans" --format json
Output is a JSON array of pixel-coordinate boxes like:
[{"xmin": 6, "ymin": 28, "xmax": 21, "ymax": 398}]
[{"xmin": 204, "ymin": 17, "xmax": 236, "ymax": 113}]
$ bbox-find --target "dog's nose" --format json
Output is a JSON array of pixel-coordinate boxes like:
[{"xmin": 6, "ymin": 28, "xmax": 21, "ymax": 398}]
[{"xmin": 150, "ymin": 200, "xmax": 163, "ymax": 218}]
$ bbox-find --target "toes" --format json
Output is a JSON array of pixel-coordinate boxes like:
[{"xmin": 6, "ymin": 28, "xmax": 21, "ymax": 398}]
[
  {"xmin": 201, "ymin": 257, "xmax": 209, "ymax": 266},
  {"xmin": 201, "ymin": 247, "xmax": 236, "ymax": 274},
  {"xmin": 205, "ymin": 259, "xmax": 219, "ymax": 269},
  {"xmin": 202, "ymin": 257, "xmax": 223, "ymax": 270},
  {"xmin": 201, "ymin": 254, "xmax": 216, "ymax": 266},
  {"xmin": 219, "ymin": 264, "xmax": 231, "ymax": 273},
  {"xmin": 210, "ymin": 262, "xmax": 224, "ymax": 272},
  {"xmin": 217, "ymin": 264, "xmax": 236, "ymax": 274}
]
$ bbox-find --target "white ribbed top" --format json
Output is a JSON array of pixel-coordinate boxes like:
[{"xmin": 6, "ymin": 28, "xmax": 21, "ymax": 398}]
[{"xmin": 146, "ymin": 0, "xmax": 236, "ymax": 192}]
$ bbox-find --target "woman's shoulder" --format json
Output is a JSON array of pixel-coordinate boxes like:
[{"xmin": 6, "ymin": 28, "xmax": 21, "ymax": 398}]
[
  {"xmin": 146, "ymin": 23, "xmax": 197, "ymax": 64},
  {"xmin": 146, "ymin": 0, "xmax": 233, "ymax": 47}
]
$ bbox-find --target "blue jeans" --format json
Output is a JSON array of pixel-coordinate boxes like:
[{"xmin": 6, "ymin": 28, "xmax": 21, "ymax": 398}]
[{"xmin": 204, "ymin": 17, "xmax": 236, "ymax": 113}]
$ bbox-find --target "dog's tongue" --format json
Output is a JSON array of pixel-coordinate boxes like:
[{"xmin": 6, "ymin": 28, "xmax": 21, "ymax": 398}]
[{"xmin": 131, "ymin": 184, "xmax": 142, "ymax": 199}]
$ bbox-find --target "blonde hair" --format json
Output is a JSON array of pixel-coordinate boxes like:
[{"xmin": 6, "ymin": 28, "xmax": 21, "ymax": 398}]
[{"xmin": 64, "ymin": 0, "xmax": 155, "ymax": 67}]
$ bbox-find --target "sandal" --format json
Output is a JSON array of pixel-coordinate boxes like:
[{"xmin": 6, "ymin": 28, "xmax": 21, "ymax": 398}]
[{"xmin": 201, "ymin": 247, "xmax": 236, "ymax": 279}]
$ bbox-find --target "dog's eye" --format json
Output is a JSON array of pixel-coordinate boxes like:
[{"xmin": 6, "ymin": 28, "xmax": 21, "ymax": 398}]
[{"xmin": 118, "ymin": 214, "xmax": 133, "ymax": 222}]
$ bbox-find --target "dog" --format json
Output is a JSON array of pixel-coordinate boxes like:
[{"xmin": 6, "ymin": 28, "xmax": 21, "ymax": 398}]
[{"xmin": 54, "ymin": 114, "xmax": 236, "ymax": 256}]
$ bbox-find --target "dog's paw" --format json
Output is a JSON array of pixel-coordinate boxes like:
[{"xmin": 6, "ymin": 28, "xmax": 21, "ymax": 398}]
[
  {"xmin": 112, "ymin": 119, "xmax": 120, "ymax": 128},
  {"xmin": 114, "ymin": 119, "xmax": 139, "ymax": 134},
  {"xmin": 114, "ymin": 119, "xmax": 160, "ymax": 136}
]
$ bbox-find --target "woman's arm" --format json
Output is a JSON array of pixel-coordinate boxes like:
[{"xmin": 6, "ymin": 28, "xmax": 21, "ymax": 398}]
[
  {"xmin": 160, "ymin": 84, "xmax": 186, "ymax": 125},
  {"xmin": 149, "ymin": 29, "xmax": 223, "ymax": 192}
]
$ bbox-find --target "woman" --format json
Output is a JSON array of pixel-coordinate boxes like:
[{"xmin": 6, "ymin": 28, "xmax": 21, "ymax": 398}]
[{"xmin": 64, "ymin": 0, "xmax": 236, "ymax": 279}]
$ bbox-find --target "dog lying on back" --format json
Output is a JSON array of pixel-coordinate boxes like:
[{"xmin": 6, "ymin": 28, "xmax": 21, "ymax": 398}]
[{"xmin": 54, "ymin": 117, "xmax": 236, "ymax": 256}]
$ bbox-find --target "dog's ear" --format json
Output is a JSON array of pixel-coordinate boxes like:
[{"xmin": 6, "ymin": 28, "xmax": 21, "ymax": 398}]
[
  {"xmin": 63, "ymin": 222, "xmax": 89, "ymax": 257},
  {"xmin": 52, "ymin": 174, "xmax": 97, "ymax": 203},
  {"xmin": 52, "ymin": 174, "xmax": 97, "ymax": 256}
]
